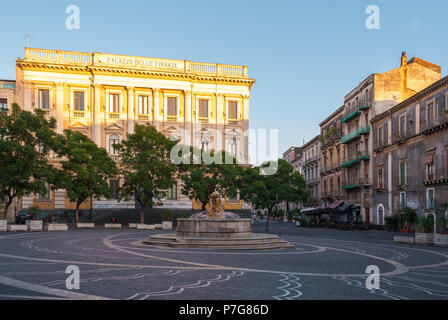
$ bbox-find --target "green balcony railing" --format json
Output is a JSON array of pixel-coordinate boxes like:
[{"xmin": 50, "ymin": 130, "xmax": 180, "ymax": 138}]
[
  {"xmin": 341, "ymin": 126, "xmax": 370, "ymax": 144},
  {"xmin": 341, "ymin": 110, "xmax": 361, "ymax": 124}
]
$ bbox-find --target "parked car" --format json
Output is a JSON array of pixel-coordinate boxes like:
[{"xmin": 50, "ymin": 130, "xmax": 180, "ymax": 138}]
[{"xmin": 16, "ymin": 211, "xmax": 31, "ymax": 224}]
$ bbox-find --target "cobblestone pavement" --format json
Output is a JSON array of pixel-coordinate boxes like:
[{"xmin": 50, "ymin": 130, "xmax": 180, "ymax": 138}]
[{"xmin": 0, "ymin": 222, "xmax": 447, "ymax": 300}]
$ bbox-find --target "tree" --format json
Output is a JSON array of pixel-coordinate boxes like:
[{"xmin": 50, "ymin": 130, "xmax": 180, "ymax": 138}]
[
  {"xmin": 178, "ymin": 147, "xmax": 240, "ymax": 211},
  {"xmin": 0, "ymin": 104, "xmax": 59, "ymax": 220},
  {"xmin": 240, "ymin": 159, "xmax": 310, "ymax": 232},
  {"xmin": 55, "ymin": 130, "xmax": 117, "ymax": 224},
  {"xmin": 114, "ymin": 124, "xmax": 177, "ymax": 224}
]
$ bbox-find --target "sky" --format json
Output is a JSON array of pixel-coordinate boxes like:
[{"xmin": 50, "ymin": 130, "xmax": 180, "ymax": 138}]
[{"xmin": 1, "ymin": 0, "xmax": 448, "ymax": 156}]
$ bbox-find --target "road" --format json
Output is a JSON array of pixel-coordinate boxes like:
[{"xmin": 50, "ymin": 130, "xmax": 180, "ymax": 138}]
[{"xmin": 0, "ymin": 222, "xmax": 447, "ymax": 300}]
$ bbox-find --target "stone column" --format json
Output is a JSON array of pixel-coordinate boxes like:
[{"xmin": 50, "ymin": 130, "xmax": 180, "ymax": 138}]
[
  {"xmin": 127, "ymin": 86, "xmax": 135, "ymax": 135},
  {"xmin": 93, "ymin": 84, "xmax": 102, "ymax": 147},
  {"xmin": 242, "ymin": 95, "xmax": 250, "ymax": 164},
  {"xmin": 387, "ymin": 153, "xmax": 393, "ymax": 218},
  {"xmin": 55, "ymin": 82, "xmax": 64, "ymax": 135},
  {"xmin": 184, "ymin": 90, "xmax": 192, "ymax": 145},
  {"xmin": 23, "ymin": 81, "xmax": 32, "ymax": 111},
  {"xmin": 153, "ymin": 88, "xmax": 160, "ymax": 124},
  {"xmin": 216, "ymin": 93, "xmax": 224, "ymax": 154}
]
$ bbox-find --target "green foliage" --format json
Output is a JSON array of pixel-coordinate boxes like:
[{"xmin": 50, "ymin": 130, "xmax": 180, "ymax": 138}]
[
  {"xmin": 385, "ymin": 215, "xmax": 400, "ymax": 231},
  {"xmin": 437, "ymin": 215, "xmax": 447, "ymax": 234},
  {"xmin": 114, "ymin": 124, "xmax": 177, "ymax": 224},
  {"xmin": 326, "ymin": 127, "xmax": 337, "ymax": 138},
  {"xmin": 179, "ymin": 211, "xmax": 191, "ymax": 219},
  {"xmin": 54, "ymin": 130, "xmax": 117, "ymax": 223},
  {"xmin": 27, "ymin": 205, "xmax": 40, "ymax": 218},
  {"xmin": 417, "ymin": 216, "xmax": 434, "ymax": 233},
  {"xmin": 0, "ymin": 104, "xmax": 59, "ymax": 219},
  {"xmin": 401, "ymin": 207, "xmax": 417, "ymax": 228},
  {"xmin": 162, "ymin": 209, "xmax": 173, "ymax": 221},
  {"xmin": 240, "ymin": 159, "xmax": 310, "ymax": 232},
  {"xmin": 178, "ymin": 147, "xmax": 240, "ymax": 211}
]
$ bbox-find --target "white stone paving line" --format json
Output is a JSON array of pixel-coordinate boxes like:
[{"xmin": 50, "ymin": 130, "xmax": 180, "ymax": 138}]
[
  {"xmin": 0, "ymin": 275, "xmax": 111, "ymax": 300},
  {"xmin": 272, "ymin": 273, "xmax": 302, "ymax": 300}
]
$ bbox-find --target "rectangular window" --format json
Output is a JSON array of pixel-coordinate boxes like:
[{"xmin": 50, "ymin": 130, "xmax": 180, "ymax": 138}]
[
  {"xmin": 400, "ymin": 161, "xmax": 406, "ymax": 185},
  {"xmin": 400, "ymin": 192, "xmax": 406, "ymax": 208},
  {"xmin": 399, "ymin": 115, "xmax": 406, "ymax": 137},
  {"xmin": 228, "ymin": 101, "xmax": 238, "ymax": 120},
  {"xmin": 109, "ymin": 180, "xmax": 120, "ymax": 199},
  {"xmin": 426, "ymin": 153, "xmax": 435, "ymax": 181},
  {"xmin": 167, "ymin": 183, "xmax": 177, "ymax": 200},
  {"xmin": 0, "ymin": 98, "xmax": 7, "ymax": 114},
  {"xmin": 109, "ymin": 93, "xmax": 120, "ymax": 113},
  {"xmin": 38, "ymin": 181, "xmax": 50, "ymax": 200},
  {"xmin": 378, "ymin": 168, "xmax": 383, "ymax": 189},
  {"xmin": 138, "ymin": 95, "xmax": 149, "ymax": 115},
  {"xmin": 426, "ymin": 189, "xmax": 435, "ymax": 210},
  {"xmin": 427, "ymin": 101, "xmax": 435, "ymax": 123},
  {"xmin": 74, "ymin": 91, "xmax": 85, "ymax": 111},
  {"xmin": 198, "ymin": 99, "xmax": 209, "ymax": 118},
  {"xmin": 167, "ymin": 97, "xmax": 177, "ymax": 116},
  {"xmin": 377, "ymin": 126, "xmax": 383, "ymax": 147},
  {"xmin": 38, "ymin": 89, "xmax": 50, "ymax": 109}
]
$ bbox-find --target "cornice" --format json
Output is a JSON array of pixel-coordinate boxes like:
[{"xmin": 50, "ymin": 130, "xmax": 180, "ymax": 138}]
[{"xmin": 16, "ymin": 61, "xmax": 255, "ymax": 87}]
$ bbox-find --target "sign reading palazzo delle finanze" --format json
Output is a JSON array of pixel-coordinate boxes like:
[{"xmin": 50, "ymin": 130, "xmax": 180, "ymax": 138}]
[{"xmin": 97, "ymin": 54, "xmax": 183, "ymax": 71}]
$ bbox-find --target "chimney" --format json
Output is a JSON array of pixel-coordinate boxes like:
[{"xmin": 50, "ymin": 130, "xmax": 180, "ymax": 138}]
[{"xmin": 401, "ymin": 51, "xmax": 407, "ymax": 67}]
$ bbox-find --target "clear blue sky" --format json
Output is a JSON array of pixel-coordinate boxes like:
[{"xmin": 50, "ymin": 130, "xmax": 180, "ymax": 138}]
[{"xmin": 1, "ymin": 0, "xmax": 447, "ymax": 155}]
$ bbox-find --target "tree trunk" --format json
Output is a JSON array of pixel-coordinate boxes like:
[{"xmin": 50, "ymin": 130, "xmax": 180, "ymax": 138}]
[
  {"xmin": 2, "ymin": 197, "xmax": 13, "ymax": 221},
  {"xmin": 75, "ymin": 202, "xmax": 80, "ymax": 225},
  {"xmin": 265, "ymin": 208, "xmax": 272, "ymax": 232},
  {"xmin": 140, "ymin": 205, "xmax": 145, "ymax": 224},
  {"xmin": 89, "ymin": 195, "xmax": 93, "ymax": 221}
]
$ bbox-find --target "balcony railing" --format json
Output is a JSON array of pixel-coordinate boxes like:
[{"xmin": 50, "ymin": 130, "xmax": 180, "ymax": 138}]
[
  {"xmin": 23, "ymin": 48, "xmax": 249, "ymax": 78},
  {"xmin": 341, "ymin": 126, "xmax": 370, "ymax": 144},
  {"xmin": 138, "ymin": 114, "xmax": 150, "ymax": 121},
  {"xmin": 73, "ymin": 111, "xmax": 86, "ymax": 118},
  {"xmin": 341, "ymin": 151, "xmax": 369, "ymax": 168},
  {"xmin": 342, "ymin": 98, "xmax": 371, "ymax": 124},
  {"xmin": 108, "ymin": 112, "xmax": 120, "ymax": 120},
  {"xmin": 342, "ymin": 177, "xmax": 369, "ymax": 190},
  {"xmin": 422, "ymin": 112, "xmax": 448, "ymax": 135}
]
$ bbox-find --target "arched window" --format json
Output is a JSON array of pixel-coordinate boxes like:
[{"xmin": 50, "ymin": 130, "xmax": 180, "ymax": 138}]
[
  {"xmin": 109, "ymin": 135, "xmax": 120, "ymax": 154},
  {"xmin": 229, "ymin": 138, "xmax": 237, "ymax": 157}
]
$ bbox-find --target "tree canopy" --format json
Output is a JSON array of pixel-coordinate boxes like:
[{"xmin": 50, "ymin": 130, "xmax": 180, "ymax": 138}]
[
  {"xmin": 54, "ymin": 130, "xmax": 117, "ymax": 223},
  {"xmin": 178, "ymin": 147, "xmax": 240, "ymax": 211},
  {"xmin": 240, "ymin": 159, "xmax": 310, "ymax": 232},
  {"xmin": 0, "ymin": 104, "xmax": 59, "ymax": 219},
  {"xmin": 114, "ymin": 124, "xmax": 178, "ymax": 224}
]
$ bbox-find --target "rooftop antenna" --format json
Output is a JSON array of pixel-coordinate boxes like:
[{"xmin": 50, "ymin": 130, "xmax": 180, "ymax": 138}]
[{"xmin": 24, "ymin": 34, "xmax": 32, "ymax": 48}]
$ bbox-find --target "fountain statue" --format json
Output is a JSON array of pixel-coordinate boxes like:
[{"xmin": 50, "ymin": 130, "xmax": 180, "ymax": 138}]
[{"xmin": 144, "ymin": 193, "xmax": 294, "ymax": 250}]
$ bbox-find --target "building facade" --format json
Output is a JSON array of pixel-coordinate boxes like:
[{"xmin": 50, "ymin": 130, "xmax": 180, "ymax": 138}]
[
  {"xmin": 2, "ymin": 48, "xmax": 254, "ymax": 216},
  {"xmin": 340, "ymin": 52, "xmax": 441, "ymax": 223},
  {"xmin": 319, "ymin": 106, "xmax": 344, "ymax": 208},
  {"xmin": 302, "ymin": 136, "xmax": 321, "ymax": 208},
  {"xmin": 371, "ymin": 76, "xmax": 448, "ymax": 226}
]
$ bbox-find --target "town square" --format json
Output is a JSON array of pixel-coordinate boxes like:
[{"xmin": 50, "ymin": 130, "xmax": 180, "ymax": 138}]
[{"xmin": 0, "ymin": 0, "xmax": 447, "ymax": 306}]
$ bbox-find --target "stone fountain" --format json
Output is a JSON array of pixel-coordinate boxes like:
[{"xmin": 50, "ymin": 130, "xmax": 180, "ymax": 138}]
[{"xmin": 143, "ymin": 192, "xmax": 294, "ymax": 250}]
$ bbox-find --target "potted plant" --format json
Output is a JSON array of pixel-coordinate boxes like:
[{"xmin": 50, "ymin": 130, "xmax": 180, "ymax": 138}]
[
  {"xmin": 434, "ymin": 203, "xmax": 448, "ymax": 247},
  {"xmin": 415, "ymin": 216, "xmax": 434, "ymax": 245},
  {"xmin": 402, "ymin": 207, "xmax": 417, "ymax": 233},
  {"xmin": 161, "ymin": 209, "xmax": 173, "ymax": 230}
]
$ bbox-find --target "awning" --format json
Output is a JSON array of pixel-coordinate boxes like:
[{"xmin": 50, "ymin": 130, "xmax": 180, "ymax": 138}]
[
  {"xmin": 301, "ymin": 207, "xmax": 320, "ymax": 213},
  {"xmin": 337, "ymin": 203, "xmax": 353, "ymax": 212},
  {"xmin": 302, "ymin": 208, "xmax": 322, "ymax": 216},
  {"xmin": 328, "ymin": 201, "xmax": 343, "ymax": 209}
]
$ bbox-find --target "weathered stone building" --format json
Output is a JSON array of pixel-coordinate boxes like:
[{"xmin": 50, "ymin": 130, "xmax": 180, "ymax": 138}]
[
  {"xmin": 371, "ymin": 75, "xmax": 448, "ymax": 226},
  {"xmin": 302, "ymin": 135, "xmax": 321, "ymax": 208},
  {"xmin": 1, "ymin": 48, "xmax": 254, "ymax": 219},
  {"xmin": 341, "ymin": 52, "xmax": 441, "ymax": 223},
  {"xmin": 282, "ymin": 146, "xmax": 303, "ymax": 174},
  {"xmin": 319, "ymin": 106, "xmax": 344, "ymax": 208}
]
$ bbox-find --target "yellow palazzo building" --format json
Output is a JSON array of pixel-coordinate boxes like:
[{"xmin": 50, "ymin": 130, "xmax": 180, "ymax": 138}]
[{"xmin": 3, "ymin": 48, "xmax": 254, "ymax": 214}]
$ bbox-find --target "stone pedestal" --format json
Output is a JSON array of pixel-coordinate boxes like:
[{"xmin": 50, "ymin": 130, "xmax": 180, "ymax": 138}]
[
  {"xmin": 27, "ymin": 220, "xmax": 43, "ymax": 231},
  {"xmin": 76, "ymin": 223, "xmax": 95, "ymax": 228},
  {"xmin": 105, "ymin": 224, "xmax": 122, "ymax": 229},
  {"xmin": 0, "ymin": 220, "xmax": 7, "ymax": 232},
  {"xmin": 137, "ymin": 224, "xmax": 155, "ymax": 230},
  {"xmin": 415, "ymin": 232, "xmax": 434, "ymax": 245},
  {"xmin": 45, "ymin": 224, "xmax": 68, "ymax": 231},
  {"xmin": 8, "ymin": 224, "xmax": 28, "ymax": 232}
]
